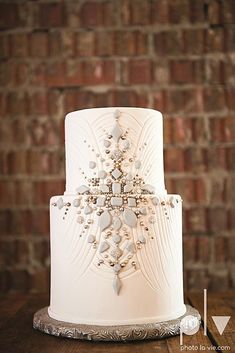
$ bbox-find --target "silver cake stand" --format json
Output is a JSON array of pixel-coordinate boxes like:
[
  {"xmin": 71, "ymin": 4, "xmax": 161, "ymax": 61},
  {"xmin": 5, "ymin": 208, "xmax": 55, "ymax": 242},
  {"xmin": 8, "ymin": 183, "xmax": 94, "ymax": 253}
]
[{"xmin": 33, "ymin": 305, "xmax": 200, "ymax": 341}]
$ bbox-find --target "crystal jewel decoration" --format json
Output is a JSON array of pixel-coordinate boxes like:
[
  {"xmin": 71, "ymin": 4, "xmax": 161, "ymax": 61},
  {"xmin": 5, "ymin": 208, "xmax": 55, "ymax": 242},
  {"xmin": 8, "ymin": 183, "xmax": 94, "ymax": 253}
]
[
  {"xmin": 99, "ymin": 241, "xmax": 110, "ymax": 253},
  {"xmin": 84, "ymin": 205, "xmax": 93, "ymax": 215},
  {"xmin": 113, "ymin": 275, "xmax": 122, "ymax": 295},
  {"xmin": 103, "ymin": 139, "xmax": 111, "ymax": 148},
  {"xmin": 114, "ymin": 109, "xmax": 121, "ymax": 119},
  {"xmin": 111, "ymin": 168, "xmax": 122, "ymax": 180},
  {"xmin": 87, "ymin": 234, "xmax": 95, "ymax": 243},
  {"xmin": 76, "ymin": 185, "xmax": 90, "ymax": 194},
  {"xmin": 111, "ymin": 248, "xmax": 123, "ymax": 260},
  {"xmin": 100, "ymin": 184, "xmax": 109, "ymax": 193},
  {"xmin": 99, "ymin": 210, "xmax": 112, "ymax": 232},
  {"xmin": 73, "ymin": 199, "xmax": 80, "ymax": 207},
  {"xmin": 141, "ymin": 184, "xmax": 155, "ymax": 194},
  {"xmin": 111, "ymin": 123, "xmax": 122, "ymax": 142},
  {"xmin": 169, "ymin": 196, "xmax": 175, "ymax": 208},
  {"xmin": 56, "ymin": 197, "xmax": 64, "ymax": 209},
  {"xmin": 98, "ymin": 170, "xmax": 107, "ymax": 179},
  {"xmin": 126, "ymin": 242, "xmax": 136, "ymax": 253},
  {"xmin": 112, "ymin": 234, "xmax": 121, "ymax": 244},
  {"xmin": 123, "ymin": 209, "xmax": 137, "ymax": 228},
  {"xmin": 113, "ymin": 263, "xmax": 121, "ymax": 273},
  {"xmin": 89, "ymin": 161, "xmax": 96, "ymax": 169},
  {"xmin": 152, "ymin": 196, "xmax": 159, "ymax": 205},
  {"xmin": 113, "ymin": 216, "xmax": 122, "ymax": 230}
]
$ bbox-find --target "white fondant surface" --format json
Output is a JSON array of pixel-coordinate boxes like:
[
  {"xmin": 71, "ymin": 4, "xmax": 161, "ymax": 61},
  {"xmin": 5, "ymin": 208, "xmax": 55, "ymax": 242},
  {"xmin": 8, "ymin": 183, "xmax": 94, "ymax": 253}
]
[
  {"xmin": 49, "ymin": 194, "xmax": 185, "ymax": 325},
  {"xmin": 49, "ymin": 107, "xmax": 186, "ymax": 326},
  {"xmin": 65, "ymin": 108, "xmax": 166, "ymax": 195}
]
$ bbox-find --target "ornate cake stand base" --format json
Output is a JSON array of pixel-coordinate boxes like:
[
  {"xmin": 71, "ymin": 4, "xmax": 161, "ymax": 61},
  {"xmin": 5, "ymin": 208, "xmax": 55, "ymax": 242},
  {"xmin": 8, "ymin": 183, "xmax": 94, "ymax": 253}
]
[{"xmin": 33, "ymin": 305, "xmax": 200, "ymax": 342}]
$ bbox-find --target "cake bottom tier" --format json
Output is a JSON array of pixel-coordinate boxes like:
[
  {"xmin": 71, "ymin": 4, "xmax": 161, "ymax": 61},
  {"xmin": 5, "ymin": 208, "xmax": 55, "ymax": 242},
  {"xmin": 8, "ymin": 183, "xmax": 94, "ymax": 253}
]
[{"xmin": 49, "ymin": 193, "xmax": 186, "ymax": 325}]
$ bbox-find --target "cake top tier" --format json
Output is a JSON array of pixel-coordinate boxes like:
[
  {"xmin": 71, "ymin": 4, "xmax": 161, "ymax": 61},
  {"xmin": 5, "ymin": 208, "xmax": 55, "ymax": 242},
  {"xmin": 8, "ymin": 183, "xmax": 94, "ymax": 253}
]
[{"xmin": 65, "ymin": 107, "xmax": 166, "ymax": 195}]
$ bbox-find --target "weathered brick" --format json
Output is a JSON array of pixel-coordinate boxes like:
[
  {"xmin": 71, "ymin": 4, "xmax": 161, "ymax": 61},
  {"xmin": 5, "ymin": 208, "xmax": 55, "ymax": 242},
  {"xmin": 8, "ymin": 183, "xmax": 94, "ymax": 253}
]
[
  {"xmin": 28, "ymin": 91, "xmax": 48, "ymax": 115},
  {"xmin": 183, "ymin": 29, "xmax": 205, "ymax": 55},
  {"xmin": 151, "ymin": 0, "xmax": 169, "ymax": 24},
  {"xmin": 170, "ymin": 60, "xmax": 194, "ymax": 83},
  {"xmin": 185, "ymin": 269, "xmax": 210, "ymax": 292},
  {"xmin": 28, "ymin": 118, "xmax": 61, "ymax": 147},
  {"xmin": 27, "ymin": 150, "xmax": 63, "ymax": 176},
  {"xmin": 164, "ymin": 89, "xmax": 184, "ymax": 113},
  {"xmin": 82, "ymin": 60, "xmax": 116, "ymax": 85},
  {"xmin": 49, "ymin": 31, "xmax": 62, "ymax": 56},
  {"xmin": 6, "ymin": 92, "xmax": 29, "ymax": 116},
  {"xmin": 210, "ymin": 270, "xmax": 230, "ymax": 291},
  {"xmin": 171, "ymin": 117, "xmax": 187, "ymax": 143},
  {"xmin": 168, "ymin": 0, "xmax": 190, "ymax": 24},
  {"xmin": 76, "ymin": 31, "xmax": 95, "ymax": 57},
  {"xmin": 113, "ymin": 30, "xmax": 148, "ymax": 56},
  {"xmin": 125, "ymin": 59, "xmax": 152, "ymax": 84},
  {"xmin": 189, "ymin": 0, "xmax": 206, "ymax": 23},
  {"xmin": 38, "ymin": 2, "xmax": 66, "ymax": 28},
  {"xmin": 206, "ymin": 59, "xmax": 226, "ymax": 84},
  {"xmin": 185, "ymin": 208, "xmax": 208, "ymax": 234},
  {"xmin": 214, "ymin": 237, "xmax": 228, "ymax": 263},
  {"xmin": 10, "ymin": 33, "xmax": 29, "ymax": 57},
  {"xmin": 153, "ymin": 60, "xmax": 169, "ymax": 85},
  {"xmin": 6, "ymin": 150, "xmax": 28, "ymax": 175},
  {"xmin": 208, "ymin": 0, "xmax": 222, "ymax": 25},
  {"xmin": 0, "ymin": 119, "xmax": 28, "ymax": 147},
  {"xmin": 33, "ymin": 180, "xmax": 64, "ymax": 205},
  {"xmin": 31, "ymin": 209, "xmax": 50, "ymax": 236},
  {"xmin": 154, "ymin": 30, "xmax": 184, "ymax": 56},
  {"xmin": 153, "ymin": 90, "xmax": 166, "ymax": 113},
  {"xmin": 226, "ymin": 87, "xmax": 235, "ymax": 111},
  {"xmin": 61, "ymin": 31, "xmax": 76, "ymax": 57},
  {"xmin": 30, "ymin": 269, "xmax": 50, "ymax": 293},
  {"xmin": 10, "ymin": 270, "xmax": 30, "ymax": 293},
  {"xmin": 164, "ymin": 148, "xmax": 185, "ymax": 172},
  {"xmin": 32, "ymin": 240, "xmax": 50, "ymax": 266},
  {"xmin": 80, "ymin": 1, "xmax": 117, "ymax": 27},
  {"xmin": 196, "ymin": 237, "xmax": 211, "ymax": 263},
  {"xmin": 207, "ymin": 147, "xmax": 228, "ymax": 171},
  {"xmin": 30, "ymin": 31, "xmax": 49, "ymax": 57},
  {"xmin": 109, "ymin": 90, "xmax": 148, "ymax": 107},
  {"xmin": 121, "ymin": 0, "xmax": 150, "ymax": 25},
  {"xmin": 33, "ymin": 60, "xmax": 116, "ymax": 87},
  {"xmin": 0, "ymin": 3, "xmax": 23, "ymax": 29},
  {"xmin": 184, "ymin": 147, "xmax": 207, "ymax": 173},
  {"xmin": 0, "ymin": 34, "xmax": 10, "ymax": 58},
  {"xmin": 209, "ymin": 116, "xmax": 235, "ymax": 143},
  {"xmin": 0, "ymin": 209, "xmax": 31, "ymax": 236},
  {"xmin": 222, "ymin": 0, "xmax": 235, "ymax": 24},
  {"xmin": 226, "ymin": 147, "xmax": 235, "ymax": 171},
  {"xmin": 163, "ymin": 117, "xmax": 172, "ymax": 144},
  {"xmin": 203, "ymin": 87, "xmax": 226, "ymax": 112},
  {"xmin": 205, "ymin": 28, "xmax": 225, "ymax": 53},
  {"xmin": 208, "ymin": 207, "xmax": 228, "ymax": 233},
  {"xmin": 209, "ymin": 175, "xmax": 226, "ymax": 203}
]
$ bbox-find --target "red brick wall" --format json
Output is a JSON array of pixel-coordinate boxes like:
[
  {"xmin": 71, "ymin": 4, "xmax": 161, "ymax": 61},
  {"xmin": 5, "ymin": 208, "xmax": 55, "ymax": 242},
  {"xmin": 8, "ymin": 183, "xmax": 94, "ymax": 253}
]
[{"xmin": 0, "ymin": 0, "xmax": 234, "ymax": 293}]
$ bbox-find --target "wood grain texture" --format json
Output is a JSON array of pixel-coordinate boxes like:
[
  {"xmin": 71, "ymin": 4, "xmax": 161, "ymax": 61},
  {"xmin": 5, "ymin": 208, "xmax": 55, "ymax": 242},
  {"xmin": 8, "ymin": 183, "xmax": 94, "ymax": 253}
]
[{"xmin": 0, "ymin": 293, "xmax": 234, "ymax": 353}]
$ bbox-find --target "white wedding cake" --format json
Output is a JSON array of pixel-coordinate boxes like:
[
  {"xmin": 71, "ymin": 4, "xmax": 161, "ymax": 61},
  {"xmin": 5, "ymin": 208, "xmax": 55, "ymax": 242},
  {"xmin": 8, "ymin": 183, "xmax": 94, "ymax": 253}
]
[{"xmin": 48, "ymin": 107, "xmax": 186, "ymax": 325}]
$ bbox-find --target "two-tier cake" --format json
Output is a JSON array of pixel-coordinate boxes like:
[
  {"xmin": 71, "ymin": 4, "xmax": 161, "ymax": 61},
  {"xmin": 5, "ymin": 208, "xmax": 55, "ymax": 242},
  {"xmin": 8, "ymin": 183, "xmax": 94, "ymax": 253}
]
[{"xmin": 47, "ymin": 107, "xmax": 186, "ymax": 327}]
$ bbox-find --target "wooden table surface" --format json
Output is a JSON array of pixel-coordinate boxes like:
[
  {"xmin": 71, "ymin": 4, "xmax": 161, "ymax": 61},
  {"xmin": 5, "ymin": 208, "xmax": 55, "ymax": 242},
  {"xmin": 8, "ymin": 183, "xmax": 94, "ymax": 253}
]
[{"xmin": 0, "ymin": 292, "xmax": 234, "ymax": 353}]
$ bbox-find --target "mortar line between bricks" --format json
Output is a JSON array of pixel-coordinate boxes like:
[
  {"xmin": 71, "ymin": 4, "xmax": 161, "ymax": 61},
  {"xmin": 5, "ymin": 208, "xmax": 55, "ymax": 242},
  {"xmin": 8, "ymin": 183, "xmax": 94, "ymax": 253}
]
[
  {"xmin": 1, "ymin": 53, "xmax": 234, "ymax": 63},
  {"xmin": 0, "ymin": 23, "xmax": 211, "ymax": 35},
  {"xmin": 1, "ymin": 84, "xmax": 235, "ymax": 94}
]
